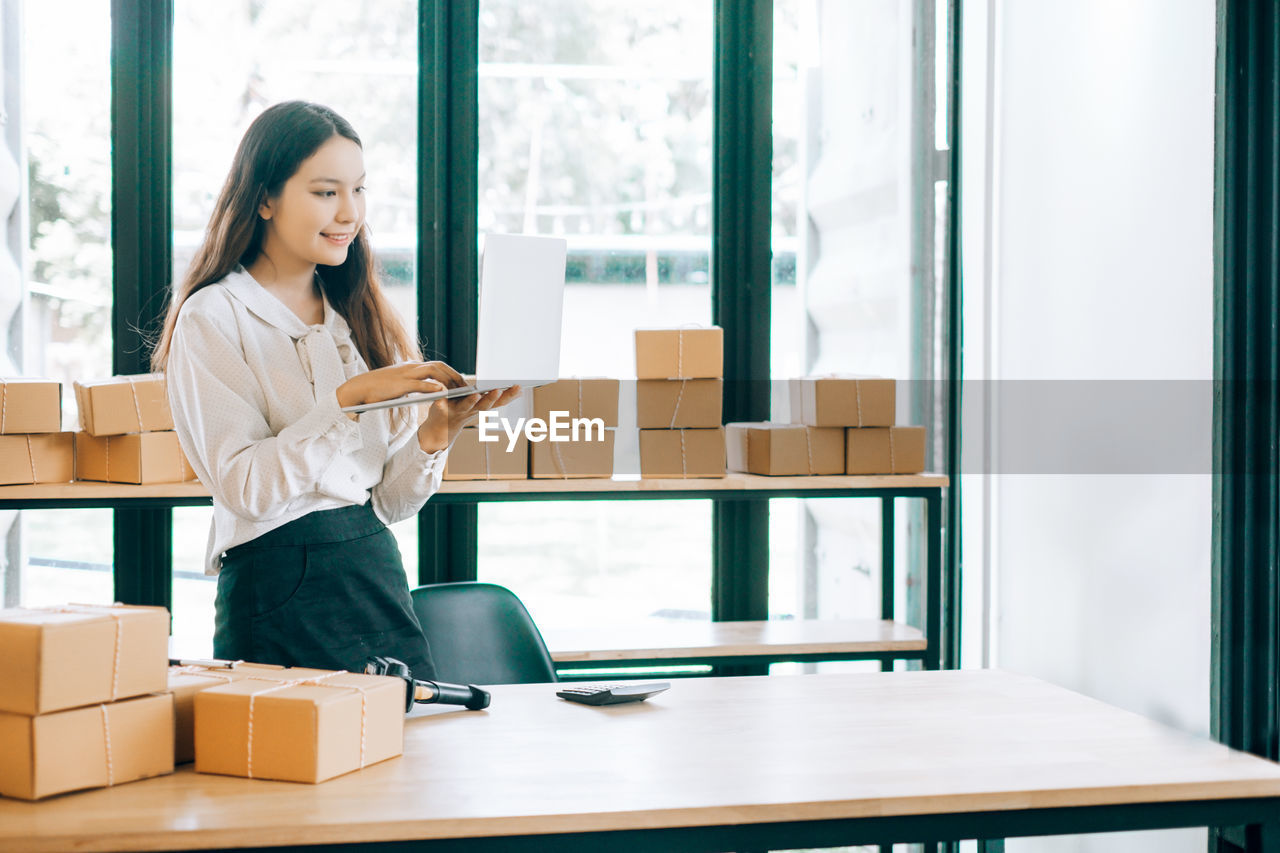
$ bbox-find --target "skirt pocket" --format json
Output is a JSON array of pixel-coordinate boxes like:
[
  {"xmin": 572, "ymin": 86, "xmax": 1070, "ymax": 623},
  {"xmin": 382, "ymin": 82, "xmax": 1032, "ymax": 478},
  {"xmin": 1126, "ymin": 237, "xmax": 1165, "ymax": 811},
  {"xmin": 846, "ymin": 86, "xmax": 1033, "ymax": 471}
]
[{"xmin": 238, "ymin": 544, "xmax": 310, "ymax": 619}]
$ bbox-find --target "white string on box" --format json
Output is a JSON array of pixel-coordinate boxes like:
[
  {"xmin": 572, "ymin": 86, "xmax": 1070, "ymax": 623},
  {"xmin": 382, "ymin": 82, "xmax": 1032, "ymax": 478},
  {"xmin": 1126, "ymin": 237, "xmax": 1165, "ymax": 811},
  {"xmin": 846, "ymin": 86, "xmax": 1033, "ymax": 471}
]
[
  {"xmin": 668, "ymin": 380, "xmax": 687, "ymax": 430},
  {"xmin": 170, "ymin": 665, "xmax": 237, "ymax": 684},
  {"xmin": 104, "ymin": 436, "xmax": 110, "ymax": 482},
  {"xmin": 804, "ymin": 427, "xmax": 814, "ymax": 475},
  {"xmin": 680, "ymin": 429, "xmax": 687, "ymax": 479},
  {"xmin": 37, "ymin": 605, "xmax": 124, "ymax": 700},
  {"xmin": 109, "ymin": 610, "xmax": 123, "ymax": 699},
  {"xmin": 100, "ymin": 705, "xmax": 114, "ymax": 785},
  {"xmin": 888, "ymin": 427, "xmax": 896, "ymax": 474},
  {"xmin": 855, "ymin": 379, "xmax": 864, "ymax": 427},
  {"xmin": 128, "ymin": 377, "xmax": 144, "ymax": 432},
  {"xmin": 244, "ymin": 670, "xmax": 371, "ymax": 777},
  {"xmin": 1, "ymin": 382, "xmax": 7, "ymax": 433},
  {"xmin": 26, "ymin": 435, "xmax": 36, "ymax": 483},
  {"xmin": 552, "ymin": 439, "xmax": 569, "ymax": 480}
]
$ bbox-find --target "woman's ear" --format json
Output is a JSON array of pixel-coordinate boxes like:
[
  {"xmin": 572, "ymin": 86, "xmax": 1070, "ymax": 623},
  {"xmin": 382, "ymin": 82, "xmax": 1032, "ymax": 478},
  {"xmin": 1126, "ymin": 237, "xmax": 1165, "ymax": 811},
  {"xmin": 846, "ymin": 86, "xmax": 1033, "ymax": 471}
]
[{"xmin": 258, "ymin": 195, "xmax": 273, "ymax": 221}]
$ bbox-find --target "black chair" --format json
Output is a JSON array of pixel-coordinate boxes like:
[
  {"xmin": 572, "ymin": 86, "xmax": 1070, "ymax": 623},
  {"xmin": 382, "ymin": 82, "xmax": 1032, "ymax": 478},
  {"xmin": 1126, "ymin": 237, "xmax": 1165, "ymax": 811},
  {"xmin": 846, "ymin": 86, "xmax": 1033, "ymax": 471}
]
[{"xmin": 409, "ymin": 581, "xmax": 558, "ymax": 684}]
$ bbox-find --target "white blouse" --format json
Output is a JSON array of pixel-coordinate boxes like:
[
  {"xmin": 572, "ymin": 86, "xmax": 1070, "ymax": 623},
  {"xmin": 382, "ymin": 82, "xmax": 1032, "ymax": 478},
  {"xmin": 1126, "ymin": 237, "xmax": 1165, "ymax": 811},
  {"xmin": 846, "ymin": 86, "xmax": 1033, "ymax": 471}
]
[{"xmin": 165, "ymin": 267, "xmax": 447, "ymax": 575}]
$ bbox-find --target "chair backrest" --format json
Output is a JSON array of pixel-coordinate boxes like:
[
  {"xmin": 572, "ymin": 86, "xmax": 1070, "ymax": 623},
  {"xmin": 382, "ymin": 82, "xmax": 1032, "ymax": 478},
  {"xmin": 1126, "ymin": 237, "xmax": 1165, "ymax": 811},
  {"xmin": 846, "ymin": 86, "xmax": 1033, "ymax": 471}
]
[{"xmin": 410, "ymin": 582, "xmax": 558, "ymax": 684}]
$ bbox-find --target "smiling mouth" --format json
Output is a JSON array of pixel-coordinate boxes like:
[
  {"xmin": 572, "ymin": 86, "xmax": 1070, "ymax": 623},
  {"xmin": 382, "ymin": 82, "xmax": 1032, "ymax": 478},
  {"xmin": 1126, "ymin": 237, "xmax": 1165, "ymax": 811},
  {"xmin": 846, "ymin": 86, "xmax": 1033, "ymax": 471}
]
[{"xmin": 321, "ymin": 233, "xmax": 353, "ymax": 245}]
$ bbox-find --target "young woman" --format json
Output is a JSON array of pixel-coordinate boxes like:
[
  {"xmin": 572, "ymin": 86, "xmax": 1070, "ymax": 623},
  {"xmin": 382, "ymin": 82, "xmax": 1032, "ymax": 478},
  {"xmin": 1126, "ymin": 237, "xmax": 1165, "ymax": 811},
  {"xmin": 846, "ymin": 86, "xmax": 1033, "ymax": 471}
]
[{"xmin": 152, "ymin": 101, "xmax": 516, "ymax": 679}]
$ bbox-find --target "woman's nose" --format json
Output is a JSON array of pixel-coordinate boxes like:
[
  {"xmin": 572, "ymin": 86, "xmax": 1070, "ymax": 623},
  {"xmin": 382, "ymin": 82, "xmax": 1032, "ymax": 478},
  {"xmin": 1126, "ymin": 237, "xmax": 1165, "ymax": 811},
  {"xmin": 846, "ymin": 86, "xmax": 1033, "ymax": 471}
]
[{"xmin": 336, "ymin": 192, "xmax": 359, "ymax": 223}]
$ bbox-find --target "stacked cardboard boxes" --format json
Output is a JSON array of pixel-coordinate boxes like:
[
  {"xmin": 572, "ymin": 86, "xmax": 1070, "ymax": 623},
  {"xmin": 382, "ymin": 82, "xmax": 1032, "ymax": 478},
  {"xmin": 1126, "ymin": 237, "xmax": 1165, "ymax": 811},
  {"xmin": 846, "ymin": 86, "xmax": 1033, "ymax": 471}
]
[
  {"xmin": 167, "ymin": 662, "xmax": 288, "ymax": 764},
  {"xmin": 724, "ymin": 422, "xmax": 846, "ymax": 476},
  {"xmin": 635, "ymin": 328, "xmax": 726, "ymax": 478},
  {"xmin": 0, "ymin": 379, "xmax": 75, "ymax": 485},
  {"xmin": 192, "ymin": 666, "xmax": 406, "ymax": 784},
  {"xmin": 0, "ymin": 603, "xmax": 174, "ymax": 799},
  {"xmin": 165, "ymin": 661, "xmax": 407, "ymax": 782},
  {"xmin": 789, "ymin": 375, "xmax": 926, "ymax": 475},
  {"xmin": 445, "ymin": 391, "xmax": 532, "ymax": 481},
  {"xmin": 529, "ymin": 378, "xmax": 619, "ymax": 479},
  {"xmin": 73, "ymin": 374, "xmax": 197, "ymax": 484}
]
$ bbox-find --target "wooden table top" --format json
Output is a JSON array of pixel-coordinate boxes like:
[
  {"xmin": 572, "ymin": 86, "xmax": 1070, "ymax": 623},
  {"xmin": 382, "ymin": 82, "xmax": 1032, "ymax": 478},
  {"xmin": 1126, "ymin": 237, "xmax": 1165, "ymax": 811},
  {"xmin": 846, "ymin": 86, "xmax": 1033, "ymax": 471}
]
[
  {"xmin": 0, "ymin": 472, "xmax": 948, "ymax": 503},
  {"xmin": 544, "ymin": 618, "xmax": 926, "ymax": 662},
  {"xmin": 2, "ymin": 670, "xmax": 1279, "ymax": 852}
]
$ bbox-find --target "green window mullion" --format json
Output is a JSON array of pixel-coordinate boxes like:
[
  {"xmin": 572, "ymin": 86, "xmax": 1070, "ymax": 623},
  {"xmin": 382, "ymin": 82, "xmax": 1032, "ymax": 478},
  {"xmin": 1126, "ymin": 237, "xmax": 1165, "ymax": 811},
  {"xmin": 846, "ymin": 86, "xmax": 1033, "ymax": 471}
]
[
  {"xmin": 110, "ymin": 0, "xmax": 174, "ymax": 610},
  {"xmin": 1212, "ymin": 0, "xmax": 1280, "ymax": 790},
  {"xmin": 711, "ymin": 0, "xmax": 772, "ymax": 624},
  {"xmin": 417, "ymin": 0, "xmax": 480, "ymax": 586},
  {"xmin": 943, "ymin": 0, "xmax": 964, "ymax": 670}
]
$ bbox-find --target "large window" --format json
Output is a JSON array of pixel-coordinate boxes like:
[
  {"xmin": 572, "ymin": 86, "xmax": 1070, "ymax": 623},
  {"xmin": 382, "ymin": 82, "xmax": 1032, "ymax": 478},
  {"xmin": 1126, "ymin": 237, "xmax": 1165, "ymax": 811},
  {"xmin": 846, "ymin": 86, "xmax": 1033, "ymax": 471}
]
[
  {"xmin": 475, "ymin": 0, "xmax": 716, "ymax": 628},
  {"xmin": 767, "ymin": 1, "xmax": 950, "ymax": 666},
  {"xmin": 7, "ymin": 2, "xmax": 956, "ymax": 666},
  {"xmin": 166, "ymin": 1, "xmax": 420, "ymax": 642},
  {"xmin": 10, "ymin": 1, "xmax": 114, "ymax": 608}
]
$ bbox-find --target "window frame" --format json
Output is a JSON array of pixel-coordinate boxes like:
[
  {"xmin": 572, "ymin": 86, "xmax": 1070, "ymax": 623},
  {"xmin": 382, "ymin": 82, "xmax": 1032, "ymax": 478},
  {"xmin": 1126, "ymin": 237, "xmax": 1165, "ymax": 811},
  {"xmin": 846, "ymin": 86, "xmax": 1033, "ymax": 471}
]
[{"xmin": 98, "ymin": 0, "xmax": 964, "ymax": 646}]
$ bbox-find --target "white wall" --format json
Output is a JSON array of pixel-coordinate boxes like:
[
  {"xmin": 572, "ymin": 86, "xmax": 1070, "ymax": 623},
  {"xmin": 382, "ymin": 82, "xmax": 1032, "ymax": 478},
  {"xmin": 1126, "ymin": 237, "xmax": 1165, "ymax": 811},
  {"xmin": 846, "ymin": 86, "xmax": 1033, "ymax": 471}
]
[{"xmin": 974, "ymin": 1, "xmax": 1215, "ymax": 851}]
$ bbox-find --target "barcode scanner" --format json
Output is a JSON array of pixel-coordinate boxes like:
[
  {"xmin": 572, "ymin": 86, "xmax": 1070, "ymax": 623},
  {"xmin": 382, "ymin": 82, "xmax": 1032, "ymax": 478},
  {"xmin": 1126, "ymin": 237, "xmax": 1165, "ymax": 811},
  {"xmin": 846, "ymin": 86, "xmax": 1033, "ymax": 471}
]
[{"xmin": 363, "ymin": 656, "xmax": 491, "ymax": 712}]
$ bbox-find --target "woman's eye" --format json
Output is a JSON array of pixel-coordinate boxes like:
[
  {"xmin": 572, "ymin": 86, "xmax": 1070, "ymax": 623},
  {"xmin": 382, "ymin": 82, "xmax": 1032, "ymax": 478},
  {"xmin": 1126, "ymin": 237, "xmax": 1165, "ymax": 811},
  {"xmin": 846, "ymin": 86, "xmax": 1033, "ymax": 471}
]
[
  {"xmin": 314, "ymin": 191, "xmax": 336, "ymax": 198},
  {"xmin": 355, "ymin": 186, "xmax": 366, "ymax": 194}
]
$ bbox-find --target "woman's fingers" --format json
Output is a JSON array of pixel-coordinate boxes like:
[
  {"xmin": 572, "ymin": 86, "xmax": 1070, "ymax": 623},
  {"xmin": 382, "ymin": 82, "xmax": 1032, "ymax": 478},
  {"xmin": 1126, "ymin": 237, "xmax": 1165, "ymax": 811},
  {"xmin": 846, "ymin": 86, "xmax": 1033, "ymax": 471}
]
[{"xmin": 411, "ymin": 361, "xmax": 467, "ymax": 389}]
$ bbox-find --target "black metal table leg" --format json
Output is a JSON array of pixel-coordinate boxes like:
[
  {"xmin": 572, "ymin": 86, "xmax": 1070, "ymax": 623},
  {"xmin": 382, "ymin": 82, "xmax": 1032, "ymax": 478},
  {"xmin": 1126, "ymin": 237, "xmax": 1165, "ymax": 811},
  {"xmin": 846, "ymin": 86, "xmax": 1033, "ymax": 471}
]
[
  {"xmin": 924, "ymin": 491, "xmax": 943, "ymax": 670},
  {"xmin": 1254, "ymin": 818, "xmax": 1280, "ymax": 853},
  {"xmin": 880, "ymin": 497, "xmax": 896, "ymax": 672}
]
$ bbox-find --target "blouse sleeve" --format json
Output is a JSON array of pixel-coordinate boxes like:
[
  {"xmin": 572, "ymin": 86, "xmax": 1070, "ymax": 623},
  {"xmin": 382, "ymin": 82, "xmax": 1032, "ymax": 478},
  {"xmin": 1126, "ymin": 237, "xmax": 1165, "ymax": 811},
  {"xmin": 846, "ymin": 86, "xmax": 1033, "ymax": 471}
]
[
  {"xmin": 167, "ymin": 303, "xmax": 364, "ymax": 521},
  {"xmin": 370, "ymin": 423, "xmax": 449, "ymax": 525}
]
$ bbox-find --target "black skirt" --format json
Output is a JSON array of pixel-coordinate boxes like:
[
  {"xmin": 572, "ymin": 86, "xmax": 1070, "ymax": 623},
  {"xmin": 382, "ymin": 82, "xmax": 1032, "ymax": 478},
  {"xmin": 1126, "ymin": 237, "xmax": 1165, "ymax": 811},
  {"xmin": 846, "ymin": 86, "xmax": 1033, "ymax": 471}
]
[{"xmin": 213, "ymin": 502, "xmax": 436, "ymax": 680}]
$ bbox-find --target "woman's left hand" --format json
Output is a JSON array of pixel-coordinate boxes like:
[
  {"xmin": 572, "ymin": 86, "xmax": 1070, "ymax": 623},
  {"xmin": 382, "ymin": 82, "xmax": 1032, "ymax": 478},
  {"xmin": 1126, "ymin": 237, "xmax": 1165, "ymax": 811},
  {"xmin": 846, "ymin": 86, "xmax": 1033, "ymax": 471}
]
[{"xmin": 417, "ymin": 385, "xmax": 523, "ymax": 454}]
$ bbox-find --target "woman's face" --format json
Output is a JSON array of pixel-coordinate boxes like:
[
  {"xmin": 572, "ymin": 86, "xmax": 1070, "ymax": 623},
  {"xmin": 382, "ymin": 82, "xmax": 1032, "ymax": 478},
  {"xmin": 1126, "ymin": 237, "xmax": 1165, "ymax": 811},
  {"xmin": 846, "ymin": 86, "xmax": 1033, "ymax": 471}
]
[{"xmin": 258, "ymin": 134, "xmax": 366, "ymax": 272}]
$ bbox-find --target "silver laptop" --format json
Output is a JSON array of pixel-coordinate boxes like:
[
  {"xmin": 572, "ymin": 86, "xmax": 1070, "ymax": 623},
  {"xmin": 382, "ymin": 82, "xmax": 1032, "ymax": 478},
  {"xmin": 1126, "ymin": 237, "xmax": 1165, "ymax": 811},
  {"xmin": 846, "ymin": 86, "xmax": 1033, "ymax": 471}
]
[{"xmin": 342, "ymin": 233, "xmax": 567, "ymax": 414}]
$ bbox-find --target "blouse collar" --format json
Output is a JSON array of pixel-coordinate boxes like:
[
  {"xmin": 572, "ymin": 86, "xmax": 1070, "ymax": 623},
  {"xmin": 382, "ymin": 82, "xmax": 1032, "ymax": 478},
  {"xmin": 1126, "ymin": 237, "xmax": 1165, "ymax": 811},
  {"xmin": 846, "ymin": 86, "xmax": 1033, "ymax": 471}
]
[{"xmin": 223, "ymin": 266, "xmax": 350, "ymax": 341}]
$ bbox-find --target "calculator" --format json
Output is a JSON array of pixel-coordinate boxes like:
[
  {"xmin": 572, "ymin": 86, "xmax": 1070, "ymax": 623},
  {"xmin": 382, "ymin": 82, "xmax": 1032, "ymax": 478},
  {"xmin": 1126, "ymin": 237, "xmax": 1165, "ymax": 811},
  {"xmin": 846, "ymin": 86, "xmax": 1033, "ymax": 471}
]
[{"xmin": 555, "ymin": 682, "xmax": 671, "ymax": 706}]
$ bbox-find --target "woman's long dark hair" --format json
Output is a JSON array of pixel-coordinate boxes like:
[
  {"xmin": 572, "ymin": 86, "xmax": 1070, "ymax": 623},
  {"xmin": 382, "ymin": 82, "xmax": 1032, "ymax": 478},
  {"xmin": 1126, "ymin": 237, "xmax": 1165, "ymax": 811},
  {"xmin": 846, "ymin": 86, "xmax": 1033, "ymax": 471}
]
[{"xmin": 151, "ymin": 101, "xmax": 420, "ymax": 371}]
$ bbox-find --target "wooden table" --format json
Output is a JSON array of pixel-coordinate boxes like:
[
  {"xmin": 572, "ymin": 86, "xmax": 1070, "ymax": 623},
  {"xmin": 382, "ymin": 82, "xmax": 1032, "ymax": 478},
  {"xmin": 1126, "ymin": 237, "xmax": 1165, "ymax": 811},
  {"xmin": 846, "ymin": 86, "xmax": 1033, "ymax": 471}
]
[
  {"xmin": 2, "ymin": 670, "xmax": 1278, "ymax": 852},
  {"xmin": 544, "ymin": 617, "xmax": 928, "ymax": 675}
]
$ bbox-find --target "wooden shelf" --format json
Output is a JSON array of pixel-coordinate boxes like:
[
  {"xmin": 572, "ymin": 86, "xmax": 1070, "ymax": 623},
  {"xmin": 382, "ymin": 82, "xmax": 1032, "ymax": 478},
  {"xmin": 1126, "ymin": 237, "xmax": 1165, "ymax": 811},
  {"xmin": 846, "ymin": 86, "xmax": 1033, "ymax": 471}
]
[
  {"xmin": 545, "ymin": 618, "xmax": 926, "ymax": 664},
  {"xmin": 0, "ymin": 473, "xmax": 948, "ymax": 504}
]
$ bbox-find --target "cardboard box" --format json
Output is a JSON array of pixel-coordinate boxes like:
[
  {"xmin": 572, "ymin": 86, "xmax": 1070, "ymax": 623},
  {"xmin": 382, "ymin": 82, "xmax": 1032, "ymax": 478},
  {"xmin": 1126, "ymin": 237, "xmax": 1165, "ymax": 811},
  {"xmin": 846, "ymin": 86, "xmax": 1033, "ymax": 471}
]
[
  {"xmin": 636, "ymin": 379, "xmax": 723, "ymax": 429},
  {"xmin": 444, "ymin": 427, "xmax": 528, "ymax": 481},
  {"xmin": 529, "ymin": 429, "xmax": 616, "ymax": 479},
  {"xmin": 0, "ymin": 693, "xmax": 174, "ymax": 800},
  {"xmin": 74, "ymin": 374, "xmax": 173, "ymax": 436},
  {"xmin": 0, "ymin": 378, "xmax": 62, "ymax": 434},
  {"xmin": 790, "ymin": 375, "xmax": 896, "ymax": 427},
  {"xmin": 846, "ymin": 426, "xmax": 927, "ymax": 475},
  {"xmin": 168, "ymin": 663, "xmax": 289, "ymax": 764},
  {"xmin": 531, "ymin": 378, "xmax": 620, "ymax": 427},
  {"xmin": 639, "ymin": 428, "xmax": 727, "ymax": 479},
  {"xmin": 635, "ymin": 327, "xmax": 723, "ymax": 379},
  {"xmin": 75, "ymin": 431, "xmax": 198, "ymax": 484},
  {"xmin": 194, "ymin": 670, "xmax": 405, "ymax": 783},
  {"xmin": 725, "ymin": 422, "xmax": 845, "ymax": 476},
  {"xmin": 0, "ymin": 604, "xmax": 170, "ymax": 715},
  {"xmin": 0, "ymin": 432, "xmax": 74, "ymax": 485}
]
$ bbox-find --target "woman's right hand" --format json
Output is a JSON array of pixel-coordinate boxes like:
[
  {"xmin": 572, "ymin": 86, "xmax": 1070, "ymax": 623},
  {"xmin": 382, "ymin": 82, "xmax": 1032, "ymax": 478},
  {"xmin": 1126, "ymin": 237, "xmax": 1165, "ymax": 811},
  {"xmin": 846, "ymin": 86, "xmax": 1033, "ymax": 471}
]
[{"xmin": 335, "ymin": 362, "xmax": 466, "ymax": 409}]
